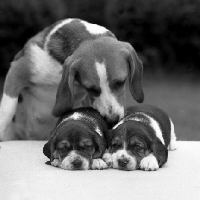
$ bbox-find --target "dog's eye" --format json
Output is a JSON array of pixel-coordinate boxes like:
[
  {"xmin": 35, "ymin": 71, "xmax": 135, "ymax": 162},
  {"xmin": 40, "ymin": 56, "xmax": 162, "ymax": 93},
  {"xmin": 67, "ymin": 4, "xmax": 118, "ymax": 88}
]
[
  {"xmin": 58, "ymin": 146, "xmax": 69, "ymax": 152},
  {"xmin": 112, "ymin": 143, "xmax": 121, "ymax": 149},
  {"xmin": 132, "ymin": 145, "xmax": 142, "ymax": 151},
  {"xmin": 86, "ymin": 87, "xmax": 101, "ymax": 96},
  {"xmin": 113, "ymin": 80, "xmax": 125, "ymax": 90},
  {"xmin": 82, "ymin": 145, "xmax": 93, "ymax": 151}
]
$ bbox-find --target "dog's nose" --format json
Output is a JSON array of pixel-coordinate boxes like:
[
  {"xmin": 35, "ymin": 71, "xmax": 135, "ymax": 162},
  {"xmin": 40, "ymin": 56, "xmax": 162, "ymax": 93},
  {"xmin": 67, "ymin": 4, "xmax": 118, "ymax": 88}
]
[
  {"xmin": 72, "ymin": 157, "xmax": 82, "ymax": 169},
  {"xmin": 106, "ymin": 115, "xmax": 120, "ymax": 124},
  {"xmin": 118, "ymin": 158, "xmax": 129, "ymax": 168}
]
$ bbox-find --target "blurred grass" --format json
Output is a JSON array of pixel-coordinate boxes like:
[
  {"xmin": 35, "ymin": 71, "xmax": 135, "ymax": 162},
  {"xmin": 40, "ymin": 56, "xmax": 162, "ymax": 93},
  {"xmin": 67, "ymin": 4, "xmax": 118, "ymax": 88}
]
[
  {"xmin": 0, "ymin": 74, "xmax": 199, "ymax": 141},
  {"xmin": 126, "ymin": 74, "xmax": 200, "ymax": 141}
]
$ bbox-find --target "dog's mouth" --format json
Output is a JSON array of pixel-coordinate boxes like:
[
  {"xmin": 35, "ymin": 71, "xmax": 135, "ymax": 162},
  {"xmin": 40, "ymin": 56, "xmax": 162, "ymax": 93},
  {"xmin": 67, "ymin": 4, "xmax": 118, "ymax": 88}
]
[
  {"xmin": 105, "ymin": 114, "xmax": 120, "ymax": 123},
  {"xmin": 104, "ymin": 116, "xmax": 120, "ymax": 129}
]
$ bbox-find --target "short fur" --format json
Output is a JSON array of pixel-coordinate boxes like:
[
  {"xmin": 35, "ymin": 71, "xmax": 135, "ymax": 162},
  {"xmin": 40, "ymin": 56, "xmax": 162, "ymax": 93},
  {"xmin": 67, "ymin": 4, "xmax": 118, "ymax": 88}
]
[
  {"xmin": 43, "ymin": 107, "xmax": 108, "ymax": 170},
  {"xmin": 0, "ymin": 18, "xmax": 144, "ymax": 141},
  {"xmin": 103, "ymin": 104, "xmax": 177, "ymax": 171}
]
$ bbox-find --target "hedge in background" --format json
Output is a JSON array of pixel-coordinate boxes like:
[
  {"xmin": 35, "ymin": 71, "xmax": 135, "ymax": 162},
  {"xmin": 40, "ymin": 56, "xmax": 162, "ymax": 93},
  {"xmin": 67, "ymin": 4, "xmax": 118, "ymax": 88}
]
[{"xmin": 0, "ymin": 0, "xmax": 199, "ymax": 75}]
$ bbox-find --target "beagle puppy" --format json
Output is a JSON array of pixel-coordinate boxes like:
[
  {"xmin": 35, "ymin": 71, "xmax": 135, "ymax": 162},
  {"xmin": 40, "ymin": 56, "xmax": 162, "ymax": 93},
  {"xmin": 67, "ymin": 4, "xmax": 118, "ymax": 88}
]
[
  {"xmin": 103, "ymin": 104, "xmax": 177, "ymax": 171},
  {"xmin": 43, "ymin": 107, "xmax": 108, "ymax": 170},
  {"xmin": 0, "ymin": 18, "xmax": 144, "ymax": 141}
]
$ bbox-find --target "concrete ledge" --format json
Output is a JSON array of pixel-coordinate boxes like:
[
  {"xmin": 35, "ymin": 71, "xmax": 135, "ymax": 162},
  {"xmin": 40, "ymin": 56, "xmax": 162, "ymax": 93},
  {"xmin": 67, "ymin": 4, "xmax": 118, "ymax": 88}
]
[{"xmin": 0, "ymin": 141, "xmax": 200, "ymax": 200}]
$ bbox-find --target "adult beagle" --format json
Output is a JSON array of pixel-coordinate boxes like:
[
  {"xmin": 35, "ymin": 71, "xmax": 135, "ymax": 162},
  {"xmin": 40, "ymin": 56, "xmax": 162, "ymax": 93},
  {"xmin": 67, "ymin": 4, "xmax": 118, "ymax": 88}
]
[
  {"xmin": 0, "ymin": 18, "xmax": 144, "ymax": 140},
  {"xmin": 43, "ymin": 107, "xmax": 108, "ymax": 170},
  {"xmin": 103, "ymin": 104, "xmax": 177, "ymax": 171}
]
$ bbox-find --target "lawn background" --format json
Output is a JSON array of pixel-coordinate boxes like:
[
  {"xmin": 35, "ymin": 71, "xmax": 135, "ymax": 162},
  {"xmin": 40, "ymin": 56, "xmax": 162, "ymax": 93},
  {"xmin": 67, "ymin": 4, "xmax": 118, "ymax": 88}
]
[
  {"xmin": 0, "ymin": 0, "xmax": 199, "ymax": 141},
  {"xmin": 1, "ymin": 73, "xmax": 199, "ymax": 141}
]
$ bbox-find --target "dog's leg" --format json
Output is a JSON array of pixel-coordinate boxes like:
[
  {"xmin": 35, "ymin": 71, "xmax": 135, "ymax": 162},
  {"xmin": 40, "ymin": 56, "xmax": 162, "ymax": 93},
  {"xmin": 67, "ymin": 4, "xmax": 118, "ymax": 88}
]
[
  {"xmin": 0, "ymin": 57, "xmax": 31, "ymax": 140},
  {"xmin": 102, "ymin": 149, "xmax": 113, "ymax": 168},
  {"xmin": 0, "ymin": 94, "xmax": 18, "ymax": 140},
  {"xmin": 168, "ymin": 118, "xmax": 177, "ymax": 151}
]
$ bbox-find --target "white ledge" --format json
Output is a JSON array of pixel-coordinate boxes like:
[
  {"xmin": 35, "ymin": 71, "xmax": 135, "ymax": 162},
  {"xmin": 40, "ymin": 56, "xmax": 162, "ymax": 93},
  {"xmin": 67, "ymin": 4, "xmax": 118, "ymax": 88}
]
[{"xmin": 0, "ymin": 141, "xmax": 199, "ymax": 200}]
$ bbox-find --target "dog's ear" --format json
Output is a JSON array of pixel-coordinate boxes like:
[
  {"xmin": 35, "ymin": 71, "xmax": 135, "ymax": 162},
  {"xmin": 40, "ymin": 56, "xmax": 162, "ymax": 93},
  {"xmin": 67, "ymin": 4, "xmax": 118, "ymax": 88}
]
[
  {"xmin": 105, "ymin": 129, "xmax": 113, "ymax": 148},
  {"xmin": 93, "ymin": 134, "xmax": 107, "ymax": 159},
  {"xmin": 43, "ymin": 132, "xmax": 57, "ymax": 162},
  {"xmin": 151, "ymin": 137, "xmax": 168, "ymax": 167},
  {"xmin": 121, "ymin": 42, "xmax": 144, "ymax": 103},
  {"xmin": 52, "ymin": 56, "xmax": 81, "ymax": 117}
]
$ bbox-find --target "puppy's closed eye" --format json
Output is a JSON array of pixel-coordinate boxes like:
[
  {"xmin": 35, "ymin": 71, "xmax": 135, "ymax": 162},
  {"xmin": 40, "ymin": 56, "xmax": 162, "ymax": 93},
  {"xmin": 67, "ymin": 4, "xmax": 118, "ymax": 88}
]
[
  {"xmin": 57, "ymin": 140, "xmax": 71, "ymax": 155},
  {"xmin": 79, "ymin": 139, "xmax": 95, "ymax": 155},
  {"xmin": 80, "ymin": 144, "xmax": 93, "ymax": 151},
  {"xmin": 111, "ymin": 139, "xmax": 123, "ymax": 151},
  {"xmin": 130, "ymin": 144, "xmax": 143, "ymax": 152}
]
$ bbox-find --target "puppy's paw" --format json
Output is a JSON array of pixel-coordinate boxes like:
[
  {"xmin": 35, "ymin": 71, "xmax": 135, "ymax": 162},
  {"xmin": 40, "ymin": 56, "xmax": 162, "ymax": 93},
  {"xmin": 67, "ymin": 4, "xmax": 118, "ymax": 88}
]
[
  {"xmin": 140, "ymin": 154, "xmax": 159, "ymax": 171},
  {"xmin": 168, "ymin": 139, "xmax": 177, "ymax": 151},
  {"xmin": 91, "ymin": 159, "xmax": 108, "ymax": 170},
  {"xmin": 102, "ymin": 153, "xmax": 113, "ymax": 168},
  {"xmin": 51, "ymin": 159, "xmax": 61, "ymax": 167}
]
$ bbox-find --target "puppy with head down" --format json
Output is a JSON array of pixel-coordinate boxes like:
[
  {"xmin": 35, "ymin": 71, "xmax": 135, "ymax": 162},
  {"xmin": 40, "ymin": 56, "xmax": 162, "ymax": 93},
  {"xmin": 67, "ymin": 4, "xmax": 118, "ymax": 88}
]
[
  {"xmin": 43, "ymin": 107, "xmax": 108, "ymax": 170},
  {"xmin": 103, "ymin": 105, "xmax": 177, "ymax": 171}
]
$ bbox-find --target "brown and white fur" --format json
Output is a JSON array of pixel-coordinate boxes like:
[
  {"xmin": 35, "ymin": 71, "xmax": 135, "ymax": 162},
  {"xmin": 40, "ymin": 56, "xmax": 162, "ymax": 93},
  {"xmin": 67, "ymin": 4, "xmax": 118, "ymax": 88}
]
[
  {"xmin": 0, "ymin": 18, "xmax": 144, "ymax": 141},
  {"xmin": 103, "ymin": 105, "xmax": 177, "ymax": 171},
  {"xmin": 43, "ymin": 107, "xmax": 108, "ymax": 170}
]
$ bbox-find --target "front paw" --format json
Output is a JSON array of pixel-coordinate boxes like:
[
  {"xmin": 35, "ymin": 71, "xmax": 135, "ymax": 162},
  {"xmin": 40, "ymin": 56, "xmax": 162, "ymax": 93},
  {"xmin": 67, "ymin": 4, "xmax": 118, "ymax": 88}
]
[
  {"xmin": 91, "ymin": 159, "xmax": 108, "ymax": 170},
  {"xmin": 102, "ymin": 153, "xmax": 113, "ymax": 168},
  {"xmin": 140, "ymin": 154, "xmax": 159, "ymax": 171},
  {"xmin": 51, "ymin": 159, "xmax": 61, "ymax": 167}
]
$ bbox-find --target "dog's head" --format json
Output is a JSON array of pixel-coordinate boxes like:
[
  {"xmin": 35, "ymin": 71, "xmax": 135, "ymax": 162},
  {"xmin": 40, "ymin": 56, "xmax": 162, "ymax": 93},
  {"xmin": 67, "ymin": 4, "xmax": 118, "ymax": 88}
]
[
  {"xmin": 52, "ymin": 37, "xmax": 144, "ymax": 124},
  {"xmin": 43, "ymin": 110, "xmax": 107, "ymax": 170},
  {"xmin": 107, "ymin": 120, "xmax": 168, "ymax": 171}
]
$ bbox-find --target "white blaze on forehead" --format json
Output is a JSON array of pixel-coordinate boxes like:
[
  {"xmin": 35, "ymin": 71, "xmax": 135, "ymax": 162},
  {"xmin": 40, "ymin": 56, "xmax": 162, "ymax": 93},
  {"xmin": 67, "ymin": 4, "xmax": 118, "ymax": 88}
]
[
  {"xmin": 80, "ymin": 20, "xmax": 108, "ymax": 34},
  {"xmin": 0, "ymin": 94, "xmax": 18, "ymax": 138},
  {"xmin": 112, "ymin": 119, "xmax": 125, "ymax": 130},
  {"xmin": 112, "ymin": 116, "xmax": 146, "ymax": 130},
  {"xmin": 94, "ymin": 61, "xmax": 124, "ymax": 119},
  {"xmin": 44, "ymin": 18, "xmax": 74, "ymax": 50},
  {"xmin": 68, "ymin": 112, "xmax": 83, "ymax": 120},
  {"xmin": 58, "ymin": 112, "xmax": 102, "ymax": 136},
  {"xmin": 112, "ymin": 112, "xmax": 165, "ymax": 145},
  {"xmin": 95, "ymin": 127, "xmax": 102, "ymax": 136}
]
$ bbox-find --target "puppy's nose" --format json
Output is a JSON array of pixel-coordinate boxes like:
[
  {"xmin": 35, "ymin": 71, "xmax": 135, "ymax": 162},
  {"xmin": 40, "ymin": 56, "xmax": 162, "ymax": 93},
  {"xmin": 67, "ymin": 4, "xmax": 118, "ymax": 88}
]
[
  {"xmin": 118, "ymin": 158, "xmax": 129, "ymax": 168},
  {"xmin": 72, "ymin": 157, "xmax": 82, "ymax": 169}
]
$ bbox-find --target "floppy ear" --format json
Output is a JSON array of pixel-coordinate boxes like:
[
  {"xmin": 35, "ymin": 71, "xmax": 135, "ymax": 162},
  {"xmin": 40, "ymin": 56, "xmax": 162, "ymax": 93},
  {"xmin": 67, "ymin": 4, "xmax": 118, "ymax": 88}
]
[
  {"xmin": 121, "ymin": 42, "xmax": 144, "ymax": 103},
  {"xmin": 43, "ymin": 132, "xmax": 57, "ymax": 162},
  {"xmin": 104, "ymin": 129, "xmax": 113, "ymax": 148},
  {"xmin": 52, "ymin": 56, "xmax": 81, "ymax": 117},
  {"xmin": 151, "ymin": 137, "xmax": 168, "ymax": 167},
  {"xmin": 93, "ymin": 135, "xmax": 107, "ymax": 159}
]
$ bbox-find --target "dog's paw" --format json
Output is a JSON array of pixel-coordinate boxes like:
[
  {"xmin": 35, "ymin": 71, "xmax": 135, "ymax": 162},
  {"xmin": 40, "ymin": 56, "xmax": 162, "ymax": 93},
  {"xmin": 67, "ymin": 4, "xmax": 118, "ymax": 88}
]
[
  {"xmin": 51, "ymin": 159, "xmax": 61, "ymax": 167},
  {"xmin": 168, "ymin": 139, "xmax": 177, "ymax": 151},
  {"xmin": 102, "ymin": 153, "xmax": 113, "ymax": 168},
  {"xmin": 91, "ymin": 159, "xmax": 108, "ymax": 170},
  {"xmin": 140, "ymin": 154, "xmax": 159, "ymax": 171}
]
